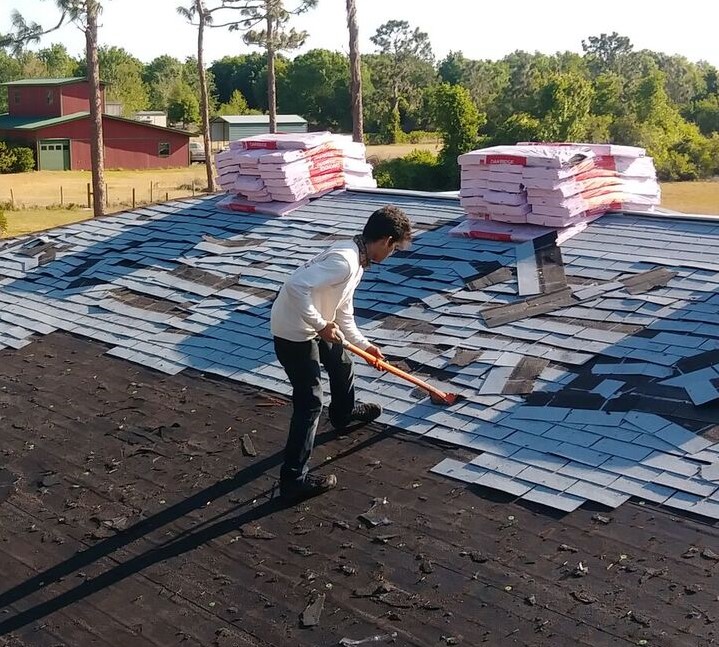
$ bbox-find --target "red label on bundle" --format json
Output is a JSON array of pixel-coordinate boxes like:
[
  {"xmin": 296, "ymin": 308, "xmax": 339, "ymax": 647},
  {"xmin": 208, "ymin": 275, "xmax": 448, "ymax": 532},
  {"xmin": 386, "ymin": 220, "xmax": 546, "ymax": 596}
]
[
  {"xmin": 244, "ymin": 140, "xmax": 278, "ymax": 150},
  {"xmin": 230, "ymin": 203, "xmax": 257, "ymax": 213},
  {"xmin": 593, "ymin": 155, "xmax": 618, "ymax": 171},
  {"xmin": 485, "ymin": 155, "xmax": 526, "ymax": 165}
]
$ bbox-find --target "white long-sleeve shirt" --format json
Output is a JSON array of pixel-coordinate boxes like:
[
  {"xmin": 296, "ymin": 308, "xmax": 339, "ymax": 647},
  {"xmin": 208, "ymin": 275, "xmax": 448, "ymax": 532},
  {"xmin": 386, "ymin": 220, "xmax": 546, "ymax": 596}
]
[{"xmin": 270, "ymin": 239, "xmax": 371, "ymax": 349}]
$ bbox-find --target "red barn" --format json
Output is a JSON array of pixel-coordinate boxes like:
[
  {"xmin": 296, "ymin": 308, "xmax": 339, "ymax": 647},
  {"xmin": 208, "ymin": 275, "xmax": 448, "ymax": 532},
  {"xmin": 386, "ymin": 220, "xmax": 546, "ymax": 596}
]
[{"xmin": 0, "ymin": 77, "xmax": 191, "ymax": 170}]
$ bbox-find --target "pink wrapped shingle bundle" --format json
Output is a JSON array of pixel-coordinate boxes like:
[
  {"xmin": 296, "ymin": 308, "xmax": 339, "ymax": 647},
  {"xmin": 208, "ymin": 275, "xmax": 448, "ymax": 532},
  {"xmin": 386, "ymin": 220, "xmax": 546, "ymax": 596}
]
[
  {"xmin": 457, "ymin": 142, "xmax": 660, "ymax": 229},
  {"xmin": 458, "ymin": 145, "xmax": 594, "ymax": 223},
  {"xmin": 215, "ymin": 132, "xmax": 376, "ymax": 216}
]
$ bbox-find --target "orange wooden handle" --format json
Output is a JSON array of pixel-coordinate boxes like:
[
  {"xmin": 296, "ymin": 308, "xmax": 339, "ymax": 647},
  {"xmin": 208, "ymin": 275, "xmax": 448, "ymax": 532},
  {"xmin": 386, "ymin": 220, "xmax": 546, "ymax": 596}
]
[{"xmin": 344, "ymin": 341, "xmax": 452, "ymax": 402}]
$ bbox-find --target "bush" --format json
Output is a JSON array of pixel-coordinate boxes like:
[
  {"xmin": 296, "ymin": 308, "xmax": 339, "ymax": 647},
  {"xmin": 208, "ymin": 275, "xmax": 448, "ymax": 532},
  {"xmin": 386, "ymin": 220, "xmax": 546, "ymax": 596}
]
[
  {"xmin": 0, "ymin": 209, "xmax": 6, "ymax": 236},
  {"xmin": 373, "ymin": 149, "xmax": 451, "ymax": 191},
  {"xmin": 0, "ymin": 141, "xmax": 35, "ymax": 174}
]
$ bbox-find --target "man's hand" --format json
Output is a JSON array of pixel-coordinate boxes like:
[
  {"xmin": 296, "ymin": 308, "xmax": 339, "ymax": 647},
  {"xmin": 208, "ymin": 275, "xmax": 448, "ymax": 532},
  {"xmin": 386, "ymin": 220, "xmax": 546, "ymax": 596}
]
[
  {"xmin": 318, "ymin": 322, "xmax": 342, "ymax": 344},
  {"xmin": 364, "ymin": 344, "xmax": 385, "ymax": 364}
]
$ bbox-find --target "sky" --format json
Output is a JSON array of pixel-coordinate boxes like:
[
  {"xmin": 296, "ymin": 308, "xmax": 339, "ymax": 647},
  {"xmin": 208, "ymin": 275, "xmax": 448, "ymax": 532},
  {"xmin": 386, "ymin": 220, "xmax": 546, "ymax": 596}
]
[{"xmin": 2, "ymin": 0, "xmax": 718, "ymax": 68}]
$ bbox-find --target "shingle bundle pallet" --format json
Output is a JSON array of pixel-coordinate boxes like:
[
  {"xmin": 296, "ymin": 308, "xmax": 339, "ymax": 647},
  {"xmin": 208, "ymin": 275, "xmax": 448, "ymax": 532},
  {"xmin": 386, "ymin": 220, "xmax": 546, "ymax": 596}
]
[
  {"xmin": 457, "ymin": 142, "xmax": 660, "ymax": 229},
  {"xmin": 215, "ymin": 132, "xmax": 376, "ymax": 215}
]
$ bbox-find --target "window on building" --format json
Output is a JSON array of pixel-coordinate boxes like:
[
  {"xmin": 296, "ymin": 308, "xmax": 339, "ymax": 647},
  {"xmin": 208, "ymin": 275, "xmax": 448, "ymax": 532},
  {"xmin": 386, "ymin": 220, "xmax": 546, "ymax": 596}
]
[
  {"xmin": 158, "ymin": 142, "xmax": 170, "ymax": 157},
  {"xmin": 13, "ymin": 90, "xmax": 21, "ymax": 104},
  {"xmin": 47, "ymin": 91, "xmax": 54, "ymax": 105}
]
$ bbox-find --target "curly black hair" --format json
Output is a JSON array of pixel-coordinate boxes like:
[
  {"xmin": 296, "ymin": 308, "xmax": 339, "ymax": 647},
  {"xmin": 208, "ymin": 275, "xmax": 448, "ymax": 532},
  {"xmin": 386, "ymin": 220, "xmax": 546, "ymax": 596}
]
[{"xmin": 362, "ymin": 205, "xmax": 412, "ymax": 244}]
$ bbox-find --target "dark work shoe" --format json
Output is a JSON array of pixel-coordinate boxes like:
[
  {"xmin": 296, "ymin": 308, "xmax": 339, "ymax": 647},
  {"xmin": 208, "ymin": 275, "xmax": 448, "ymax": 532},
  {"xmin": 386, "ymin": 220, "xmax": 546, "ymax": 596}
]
[
  {"xmin": 280, "ymin": 473, "xmax": 337, "ymax": 501},
  {"xmin": 332, "ymin": 402, "xmax": 382, "ymax": 430},
  {"xmin": 350, "ymin": 402, "xmax": 382, "ymax": 423}
]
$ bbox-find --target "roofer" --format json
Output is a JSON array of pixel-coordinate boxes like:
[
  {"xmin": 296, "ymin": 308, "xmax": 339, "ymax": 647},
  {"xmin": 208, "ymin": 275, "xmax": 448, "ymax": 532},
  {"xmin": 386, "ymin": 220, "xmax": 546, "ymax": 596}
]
[{"xmin": 271, "ymin": 205, "xmax": 413, "ymax": 501}]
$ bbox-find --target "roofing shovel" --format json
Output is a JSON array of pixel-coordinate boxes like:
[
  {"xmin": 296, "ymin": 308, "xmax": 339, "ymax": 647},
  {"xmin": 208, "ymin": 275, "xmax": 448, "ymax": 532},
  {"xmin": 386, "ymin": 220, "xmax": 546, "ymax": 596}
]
[{"xmin": 338, "ymin": 334, "xmax": 459, "ymax": 406}]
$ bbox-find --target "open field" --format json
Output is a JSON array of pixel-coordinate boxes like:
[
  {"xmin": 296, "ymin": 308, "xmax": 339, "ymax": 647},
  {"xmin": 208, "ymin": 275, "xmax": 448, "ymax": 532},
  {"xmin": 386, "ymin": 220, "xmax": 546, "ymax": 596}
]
[
  {"xmin": 0, "ymin": 167, "xmax": 209, "ymax": 211},
  {"xmin": 366, "ymin": 142, "xmax": 440, "ymax": 160},
  {"xmin": 660, "ymin": 180, "xmax": 719, "ymax": 215}
]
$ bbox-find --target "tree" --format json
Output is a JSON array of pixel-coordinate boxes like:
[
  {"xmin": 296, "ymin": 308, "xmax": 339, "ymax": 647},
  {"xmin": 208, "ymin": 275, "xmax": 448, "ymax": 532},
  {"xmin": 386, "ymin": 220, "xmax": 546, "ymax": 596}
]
[
  {"xmin": 369, "ymin": 19, "xmax": 435, "ymax": 139},
  {"xmin": 143, "ymin": 55, "xmax": 184, "ymax": 110},
  {"xmin": 345, "ymin": 0, "xmax": 363, "ymax": 142},
  {"xmin": 178, "ymin": 1, "xmax": 216, "ymax": 192},
  {"xmin": 240, "ymin": 0, "xmax": 317, "ymax": 133},
  {"xmin": 167, "ymin": 82, "xmax": 200, "ymax": 126},
  {"xmin": 209, "ymin": 53, "xmax": 267, "ymax": 108},
  {"xmin": 217, "ymin": 89, "xmax": 251, "ymax": 115},
  {"xmin": 278, "ymin": 49, "xmax": 351, "ymax": 130},
  {"xmin": 582, "ymin": 32, "xmax": 633, "ymax": 76},
  {"xmin": 93, "ymin": 46, "xmax": 148, "ymax": 115},
  {"xmin": 432, "ymin": 83, "xmax": 483, "ymax": 186},
  {"xmin": 438, "ymin": 51, "xmax": 470, "ymax": 86},
  {"xmin": 536, "ymin": 72, "xmax": 594, "ymax": 141},
  {"xmin": 38, "ymin": 43, "xmax": 80, "ymax": 77},
  {"xmin": 691, "ymin": 95, "xmax": 719, "ymax": 136}
]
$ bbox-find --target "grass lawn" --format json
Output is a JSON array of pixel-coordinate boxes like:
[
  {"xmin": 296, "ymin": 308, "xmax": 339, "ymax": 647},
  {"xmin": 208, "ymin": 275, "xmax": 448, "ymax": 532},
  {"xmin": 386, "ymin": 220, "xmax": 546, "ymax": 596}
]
[
  {"xmin": 660, "ymin": 181, "xmax": 719, "ymax": 215},
  {"xmin": 0, "ymin": 167, "xmax": 209, "ymax": 210},
  {"xmin": 366, "ymin": 142, "xmax": 440, "ymax": 161}
]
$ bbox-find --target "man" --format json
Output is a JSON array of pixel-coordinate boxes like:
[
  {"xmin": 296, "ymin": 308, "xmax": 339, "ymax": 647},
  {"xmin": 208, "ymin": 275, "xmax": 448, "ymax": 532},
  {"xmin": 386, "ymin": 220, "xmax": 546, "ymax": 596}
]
[{"xmin": 271, "ymin": 205, "xmax": 413, "ymax": 501}]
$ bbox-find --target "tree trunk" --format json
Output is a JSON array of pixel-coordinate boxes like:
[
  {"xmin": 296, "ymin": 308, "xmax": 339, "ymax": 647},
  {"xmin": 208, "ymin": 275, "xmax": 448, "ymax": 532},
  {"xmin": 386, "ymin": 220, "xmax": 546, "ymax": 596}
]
[
  {"xmin": 266, "ymin": 4, "xmax": 277, "ymax": 134},
  {"xmin": 196, "ymin": 0, "xmax": 216, "ymax": 192},
  {"xmin": 346, "ymin": 0, "xmax": 363, "ymax": 143},
  {"xmin": 86, "ymin": 0, "xmax": 105, "ymax": 217}
]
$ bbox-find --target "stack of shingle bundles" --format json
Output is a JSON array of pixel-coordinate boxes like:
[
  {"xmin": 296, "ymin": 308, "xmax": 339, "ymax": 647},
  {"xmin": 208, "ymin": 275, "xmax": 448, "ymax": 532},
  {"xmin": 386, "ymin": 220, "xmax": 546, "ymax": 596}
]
[
  {"xmin": 519, "ymin": 142, "xmax": 659, "ymax": 227},
  {"xmin": 458, "ymin": 145, "xmax": 593, "ymax": 224},
  {"xmin": 216, "ymin": 132, "xmax": 376, "ymax": 215},
  {"xmin": 214, "ymin": 149, "xmax": 241, "ymax": 192}
]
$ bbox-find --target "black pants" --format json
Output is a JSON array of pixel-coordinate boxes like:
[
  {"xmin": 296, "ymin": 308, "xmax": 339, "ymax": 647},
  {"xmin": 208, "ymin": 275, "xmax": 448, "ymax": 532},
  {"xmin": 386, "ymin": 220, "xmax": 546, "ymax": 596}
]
[{"xmin": 274, "ymin": 336, "xmax": 355, "ymax": 485}]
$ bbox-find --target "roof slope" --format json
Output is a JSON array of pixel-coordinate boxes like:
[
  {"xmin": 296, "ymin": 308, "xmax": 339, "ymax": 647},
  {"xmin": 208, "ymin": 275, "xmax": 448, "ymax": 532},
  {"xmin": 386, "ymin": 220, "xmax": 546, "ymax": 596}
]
[
  {"xmin": 2, "ymin": 331, "xmax": 717, "ymax": 645},
  {"xmin": 1, "ymin": 190, "xmax": 719, "ymax": 519}
]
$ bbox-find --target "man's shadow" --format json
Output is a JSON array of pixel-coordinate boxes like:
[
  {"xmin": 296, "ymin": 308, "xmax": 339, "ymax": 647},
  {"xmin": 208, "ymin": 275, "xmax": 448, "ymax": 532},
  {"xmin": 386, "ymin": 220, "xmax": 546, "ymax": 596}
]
[{"xmin": 0, "ymin": 423, "xmax": 400, "ymax": 635}]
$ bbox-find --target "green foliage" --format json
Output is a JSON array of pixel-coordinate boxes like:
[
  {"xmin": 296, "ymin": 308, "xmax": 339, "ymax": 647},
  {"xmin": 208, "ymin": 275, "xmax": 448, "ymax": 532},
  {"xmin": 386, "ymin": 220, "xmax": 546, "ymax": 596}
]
[
  {"xmin": 431, "ymin": 83, "xmax": 483, "ymax": 185},
  {"xmin": 0, "ymin": 141, "xmax": 35, "ymax": 173},
  {"xmin": 210, "ymin": 53, "xmax": 267, "ymax": 108},
  {"xmin": 0, "ymin": 209, "xmax": 7, "ymax": 236},
  {"xmin": 167, "ymin": 82, "xmax": 200, "ymax": 126},
  {"xmin": 37, "ymin": 43, "xmax": 80, "ymax": 77},
  {"xmin": 80, "ymin": 46, "xmax": 149, "ymax": 116},
  {"xmin": 217, "ymin": 89, "xmax": 250, "ymax": 116},
  {"xmin": 277, "ymin": 49, "xmax": 352, "ymax": 130},
  {"xmin": 691, "ymin": 95, "xmax": 719, "ymax": 135},
  {"xmin": 373, "ymin": 149, "xmax": 446, "ymax": 191},
  {"xmin": 378, "ymin": 104, "xmax": 402, "ymax": 144},
  {"xmin": 368, "ymin": 21, "xmax": 437, "ymax": 132},
  {"xmin": 536, "ymin": 72, "xmax": 594, "ymax": 141},
  {"xmin": 493, "ymin": 113, "xmax": 544, "ymax": 145},
  {"xmin": 143, "ymin": 55, "xmax": 184, "ymax": 110}
]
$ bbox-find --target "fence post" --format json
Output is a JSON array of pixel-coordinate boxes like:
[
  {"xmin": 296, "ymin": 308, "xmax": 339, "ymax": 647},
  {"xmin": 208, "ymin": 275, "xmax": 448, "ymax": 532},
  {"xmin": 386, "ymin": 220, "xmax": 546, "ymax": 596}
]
[
  {"xmin": 60, "ymin": 186, "xmax": 64, "ymax": 206},
  {"xmin": 87, "ymin": 182, "xmax": 92, "ymax": 208},
  {"xmin": 165, "ymin": 191, "xmax": 169, "ymax": 202},
  {"xmin": 132, "ymin": 188, "xmax": 136, "ymax": 209},
  {"xmin": 9, "ymin": 188, "xmax": 14, "ymax": 208},
  {"xmin": 192, "ymin": 179, "xmax": 195, "ymax": 196},
  {"xmin": 105, "ymin": 183, "xmax": 109, "ymax": 207},
  {"xmin": 150, "ymin": 181, "xmax": 153, "ymax": 202}
]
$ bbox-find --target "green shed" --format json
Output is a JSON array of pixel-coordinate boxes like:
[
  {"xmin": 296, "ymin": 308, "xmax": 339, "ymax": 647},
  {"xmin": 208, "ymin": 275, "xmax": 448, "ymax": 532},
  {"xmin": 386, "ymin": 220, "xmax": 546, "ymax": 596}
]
[{"xmin": 210, "ymin": 114, "xmax": 308, "ymax": 149}]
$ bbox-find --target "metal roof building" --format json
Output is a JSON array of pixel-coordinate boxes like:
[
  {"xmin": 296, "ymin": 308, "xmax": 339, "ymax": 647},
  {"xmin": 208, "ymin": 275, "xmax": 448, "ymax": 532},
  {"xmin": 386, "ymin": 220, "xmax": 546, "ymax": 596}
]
[{"xmin": 210, "ymin": 114, "xmax": 308, "ymax": 147}]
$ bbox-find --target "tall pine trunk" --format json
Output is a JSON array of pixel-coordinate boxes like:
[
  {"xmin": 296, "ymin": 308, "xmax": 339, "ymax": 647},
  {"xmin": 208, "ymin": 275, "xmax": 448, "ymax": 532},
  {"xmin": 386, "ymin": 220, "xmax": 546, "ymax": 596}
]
[
  {"xmin": 195, "ymin": 0, "xmax": 216, "ymax": 192},
  {"xmin": 86, "ymin": 0, "xmax": 105, "ymax": 217},
  {"xmin": 346, "ymin": 0, "xmax": 363, "ymax": 143},
  {"xmin": 266, "ymin": 4, "xmax": 277, "ymax": 133}
]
